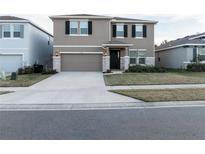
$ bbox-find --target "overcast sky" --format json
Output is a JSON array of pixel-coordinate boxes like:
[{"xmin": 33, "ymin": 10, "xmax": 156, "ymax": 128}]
[{"xmin": 1, "ymin": 0, "xmax": 205, "ymax": 45}]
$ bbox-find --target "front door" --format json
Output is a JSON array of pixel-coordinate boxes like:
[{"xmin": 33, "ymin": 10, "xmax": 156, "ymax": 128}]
[{"xmin": 110, "ymin": 50, "xmax": 120, "ymax": 69}]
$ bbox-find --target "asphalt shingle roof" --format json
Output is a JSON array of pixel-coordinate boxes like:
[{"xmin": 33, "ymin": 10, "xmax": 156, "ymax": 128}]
[
  {"xmin": 156, "ymin": 32, "xmax": 205, "ymax": 51},
  {"xmin": 0, "ymin": 16, "xmax": 27, "ymax": 21}
]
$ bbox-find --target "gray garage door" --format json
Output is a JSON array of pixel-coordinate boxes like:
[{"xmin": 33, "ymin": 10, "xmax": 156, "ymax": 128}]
[
  {"xmin": 0, "ymin": 55, "xmax": 23, "ymax": 72},
  {"xmin": 61, "ymin": 54, "xmax": 102, "ymax": 71}
]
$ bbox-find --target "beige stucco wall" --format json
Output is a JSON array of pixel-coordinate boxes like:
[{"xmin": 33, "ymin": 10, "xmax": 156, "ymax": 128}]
[
  {"xmin": 53, "ymin": 19, "xmax": 110, "ymax": 46},
  {"xmin": 111, "ymin": 23, "xmax": 155, "ymax": 57}
]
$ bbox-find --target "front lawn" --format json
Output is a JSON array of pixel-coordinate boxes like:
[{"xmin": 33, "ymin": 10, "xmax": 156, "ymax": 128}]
[
  {"xmin": 0, "ymin": 74, "xmax": 52, "ymax": 87},
  {"xmin": 104, "ymin": 72, "xmax": 205, "ymax": 86},
  {"xmin": 111, "ymin": 88, "xmax": 205, "ymax": 102},
  {"xmin": 0, "ymin": 91, "xmax": 12, "ymax": 95}
]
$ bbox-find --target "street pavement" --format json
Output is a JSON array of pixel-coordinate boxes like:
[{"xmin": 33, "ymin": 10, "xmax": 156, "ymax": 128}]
[{"xmin": 0, "ymin": 106, "xmax": 205, "ymax": 139}]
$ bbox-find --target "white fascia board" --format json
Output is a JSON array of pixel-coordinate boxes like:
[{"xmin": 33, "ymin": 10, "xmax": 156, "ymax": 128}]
[
  {"xmin": 102, "ymin": 44, "xmax": 133, "ymax": 47},
  {"xmin": 54, "ymin": 45, "xmax": 102, "ymax": 48},
  {"xmin": 111, "ymin": 20, "xmax": 158, "ymax": 24},
  {"xmin": 60, "ymin": 52, "xmax": 103, "ymax": 54},
  {"xmin": 188, "ymin": 34, "xmax": 205, "ymax": 40},
  {"xmin": 155, "ymin": 44, "xmax": 205, "ymax": 52},
  {"xmin": 50, "ymin": 16, "xmax": 113, "ymax": 19}
]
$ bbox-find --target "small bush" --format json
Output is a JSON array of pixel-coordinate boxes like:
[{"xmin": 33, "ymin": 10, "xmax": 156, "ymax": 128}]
[
  {"xmin": 33, "ymin": 64, "xmax": 44, "ymax": 73},
  {"xmin": 127, "ymin": 65, "xmax": 167, "ymax": 73},
  {"xmin": 10, "ymin": 72, "xmax": 17, "ymax": 80},
  {"xmin": 187, "ymin": 63, "xmax": 205, "ymax": 72},
  {"xmin": 18, "ymin": 68, "xmax": 24, "ymax": 75},
  {"xmin": 42, "ymin": 68, "xmax": 57, "ymax": 74},
  {"xmin": 24, "ymin": 66, "xmax": 34, "ymax": 74}
]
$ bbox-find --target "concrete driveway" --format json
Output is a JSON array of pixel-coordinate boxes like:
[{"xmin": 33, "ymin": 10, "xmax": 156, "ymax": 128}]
[{"xmin": 0, "ymin": 72, "xmax": 139, "ymax": 105}]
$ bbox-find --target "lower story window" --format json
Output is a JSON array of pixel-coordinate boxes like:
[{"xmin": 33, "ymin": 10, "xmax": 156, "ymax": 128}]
[
  {"xmin": 129, "ymin": 49, "xmax": 146, "ymax": 65},
  {"xmin": 198, "ymin": 47, "xmax": 205, "ymax": 61}
]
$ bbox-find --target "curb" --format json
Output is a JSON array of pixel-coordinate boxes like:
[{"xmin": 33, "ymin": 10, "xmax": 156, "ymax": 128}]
[{"xmin": 1, "ymin": 101, "xmax": 205, "ymax": 111}]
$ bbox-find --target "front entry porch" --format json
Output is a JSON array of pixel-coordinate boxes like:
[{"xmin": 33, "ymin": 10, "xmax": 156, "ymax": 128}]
[{"xmin": 102, "ymin": 41, "xmax": 133, "ymax": 72}]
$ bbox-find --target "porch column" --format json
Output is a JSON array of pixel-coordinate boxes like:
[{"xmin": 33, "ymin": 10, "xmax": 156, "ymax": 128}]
[
  {"xmin": 124, "ymin": 47, "xmax": 130, "ymax": 71},
  {"xmin": 53, "ymin": 50, "xmax": 61, "ymax": 72},
  {"xmin": 102, "ymin": 47, "xmax": 110, "ymax": 72}
]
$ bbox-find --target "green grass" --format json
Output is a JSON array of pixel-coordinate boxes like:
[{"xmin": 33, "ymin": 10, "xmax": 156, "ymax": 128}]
[
  {"xmin": 104, "ymin": 72, "xmax": 205, "ymax": 86},
  {"xmin": 111, "ymin": 88, "xmax": 205, "ymax": 102},
  {"xmin": 0, "ymin": 74, "xmax": 52, "ymax": 87},
  {"xmin": 0, "ymin": 91, "xmax": 12, "ymax": 95}
]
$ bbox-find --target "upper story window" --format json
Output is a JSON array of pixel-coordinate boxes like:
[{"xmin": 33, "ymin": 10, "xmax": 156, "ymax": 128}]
[
  {"xmin": 3, "ymin": 24, "xmax": 11, "ymax": 38},
  {"xmin": 13, "ymin": 24, "xmax": 21, "ymax": 38},
  {"xmin": 80, "ymin": 21, "xmax": 88, "ymax": 35},
  {"xmin": 66, "ymin": 20, "xmax": 92, "ymax": 36},
  {"xmin": 116, "ymin": 24, "xmax": 124, "ymax": 37},
  {"xmin": 70, "ymin": 21, "xmax": 78, "ymax": 35},
  {"xmin": 112, "ymin": 24, "xmax": 127, "ymax": 38},
  {"xmin": 0, "ymin": 24, "xmax": 24, "ymax": 39},
  {"xmin": 132, "ymin": 24, "xmax": 147, "ymax": 38},
  {"xmin": 135, "ymin": 25, "xmax": 143, "ymax": 38}
]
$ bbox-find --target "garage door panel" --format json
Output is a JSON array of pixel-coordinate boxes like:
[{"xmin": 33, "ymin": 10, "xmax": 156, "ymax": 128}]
[
  {"xmin": 0, "ymin": 55, "xmax": 23, "ymax": 72},
  {"xmin": 61, "ymin": 54, "xmax": 102, "ymax": 71}
]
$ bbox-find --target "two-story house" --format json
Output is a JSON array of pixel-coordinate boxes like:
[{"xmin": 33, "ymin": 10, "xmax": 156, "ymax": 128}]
[
  {"xmin": 50, "ymin": 14, "xmax": 157, "ymax": 72},
  {"xmin": 0, "ymin": 16, "xmax": 53, "ymax": 73}
]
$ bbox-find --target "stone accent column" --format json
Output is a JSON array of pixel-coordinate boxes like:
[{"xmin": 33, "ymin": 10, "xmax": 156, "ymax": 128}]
[
  {"xmin": 120, "ymin": 57, "xmax": 125, "ymax": 70},
  {"xmin": 102, "ymin": 56, "xmax": 110, "ymax": 72},
  {"xmin": 124, "ymin": 56, "xmax": 130, "ymax": 71},
  {"xmin": 145, "ymin": 57, "xmax": 155, "ymax": 66},
  {"xmin": 53, "ymin": 56, "xmax": 61, "ymax": 72}
]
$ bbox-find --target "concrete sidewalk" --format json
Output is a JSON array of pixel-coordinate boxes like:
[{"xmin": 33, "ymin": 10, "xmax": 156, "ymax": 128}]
[{"xmin": 107, "ymin": 84, "xmax": 205, "ymax": 90}]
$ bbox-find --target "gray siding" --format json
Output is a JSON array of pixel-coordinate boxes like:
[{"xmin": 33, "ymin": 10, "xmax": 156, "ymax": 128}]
[{"xmin": 155, "ymin": 47, "xmax": 193, "ymax": 68}]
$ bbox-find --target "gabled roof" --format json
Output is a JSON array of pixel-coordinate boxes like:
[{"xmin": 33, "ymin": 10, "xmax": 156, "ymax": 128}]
[
  {"xmin": 112, "ymin": 16, "xmax": 157, "ymax": 24},
  {"xmin": 0, "ymin": 15, "xmax": 53, "ymax": 37},
  {"xmin": 50, "ymin": 14, "xmax": 113, "ymax": 19},
  {"xmin": 155, "ymin": 32, "xmax": 205, "ymax": 52},
  {"xmin": 0, "ymin": 16, "xmax": 27, "ymax": 21},
  {"xmin": 49, "ymin": 14, "xmax": 157, "ymax": 24}
]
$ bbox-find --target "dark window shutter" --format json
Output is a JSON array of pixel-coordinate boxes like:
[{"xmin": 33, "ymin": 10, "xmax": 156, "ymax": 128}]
[
  {"xmin": 112, "ymin": 25, "xmax": 116, "ymax": 37},
  {"xmin": 132, "ymin": 25, "xmax": 136, "ymax": 37},
  {"xmin": 20, "ymin": 25, "xmax": 24, "ymax": 38},
  {"xmin": 0, "ymin": 25, "xmax": 2, "ymax": 38},
  {"xmin": 124, "ymin": 25, "xmax": 128, "ymax": 37},
  {"xmin": 65, "ymin": 21, "xmax": 70, "ymax": 34},
  {"xmin": 88, "ymin": 21, "xmax": 92, "ymax": 35},
  {"xmin": 143, "ymin": 25, "xmax": 147, "ymax": 37}
]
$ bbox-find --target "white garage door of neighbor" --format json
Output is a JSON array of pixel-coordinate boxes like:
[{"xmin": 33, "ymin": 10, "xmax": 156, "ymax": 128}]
[{"xmin": 0, "ymin": 55, "xmax": 23, "ymax": 72}]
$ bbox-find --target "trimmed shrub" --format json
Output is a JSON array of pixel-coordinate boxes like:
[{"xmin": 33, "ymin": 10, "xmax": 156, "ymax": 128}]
[
  {"xmin": 33, "ymin": 64, "xmax": 44, "ymax": 73},
  {"xmin": 187, "ymin": 63, "xmax": 205, "ymax": 72},
  {"xmin": 24, "ymin": 66, "xmax": 34, "ymax": 74},
  {"xmin": 42, "ymin": 68, "xmax": 57, "ymax": 74},
  {"xmin": 18, "ymin": 68, "xmax": 24, "ymax": 75},
  {"xmin": 127, "ymin": 65, "xmax": 167, "ymax": 73},
  {"xmin": 10, "ymin": 72, "xmax": 17, "ymax": 80}
]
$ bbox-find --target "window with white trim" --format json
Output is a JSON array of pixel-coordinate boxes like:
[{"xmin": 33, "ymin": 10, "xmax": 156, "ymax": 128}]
[
  {"xmin": 129, "ymin": 49, "xmax": 146, "ymax": 65},
  {"xmin": 116, "ymin": 24, "xmax": 124, "ymax": 37},
  {"xmin": 198, "ymin": 47, "xmax": 205, "ymax": 61},
  {"xmin": 2, "ymin": 24, "xmax": 11, "ymax": 38},
  {"xmin": 70, "ymin": 21, "xmax": 78, "ymax": 35},
  {"xmin": 135, "ymin": 25, "xmax": 143, "ymax": 38},
  {"xmin": 80, "ymin": 21, "xmax": 88, "ymax": 35},
  {"xmin": 13, "ymin": 24, "xmax": 21, "ymax": 38}
]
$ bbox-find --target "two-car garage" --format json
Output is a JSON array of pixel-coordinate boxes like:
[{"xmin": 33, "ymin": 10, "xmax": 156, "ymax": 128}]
[{"xmin": 61, "ymin": 53, "xmax": 102, "ymax": 72}]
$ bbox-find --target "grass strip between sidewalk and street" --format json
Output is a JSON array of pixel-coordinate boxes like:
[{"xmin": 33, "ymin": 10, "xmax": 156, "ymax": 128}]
[
  {"xmin": 0, "ymin": 74, "xmax": 52, "ymax": 87},
  {"xmin": 104, "ymin": 72, "xmax": 205, "ymax": 86},
  {"xmin": 0, "ymin": 91, "xmax": 13, "ymax": 95},
  {"xmin": 111, "ymin": 88, "xmax": 205, "ymax": 102}
]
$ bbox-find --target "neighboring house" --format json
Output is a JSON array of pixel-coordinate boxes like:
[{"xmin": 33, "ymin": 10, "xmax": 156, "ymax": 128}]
[
  {"xmin": 155, "ymin": 33, "xmax": 205, "ymax": 69},
  {"xmin": 50, "ymin": 14, "xmax": 157, "ymax": 72},
  {"xmin": 0, "ymin": 16, "xmax": 53, "ymax": 73}
]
